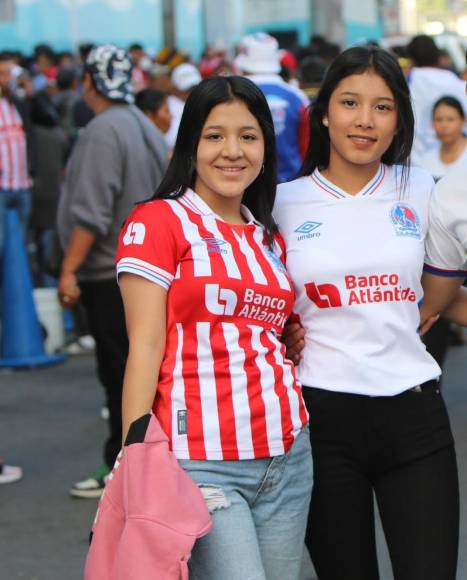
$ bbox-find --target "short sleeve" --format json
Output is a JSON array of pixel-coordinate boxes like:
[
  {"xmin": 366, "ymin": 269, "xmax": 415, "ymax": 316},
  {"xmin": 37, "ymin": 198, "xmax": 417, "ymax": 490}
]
[
  {"xmin": 424, "ymin": 182, "xmax": 467, "ymax": 277},
  {"xmin": 116, "ymin": 201, "xmax": 181, "ymax": 290}
]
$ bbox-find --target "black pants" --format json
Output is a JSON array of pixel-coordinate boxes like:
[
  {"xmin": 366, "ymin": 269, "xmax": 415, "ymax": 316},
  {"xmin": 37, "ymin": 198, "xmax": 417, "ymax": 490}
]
[
  {"xmin": 80, "ymin": 279, "xmax": 128, "ymax": 468},
  {"xmin": 302, "ymin": 385, "xmax": 459, "ymax": 580}
]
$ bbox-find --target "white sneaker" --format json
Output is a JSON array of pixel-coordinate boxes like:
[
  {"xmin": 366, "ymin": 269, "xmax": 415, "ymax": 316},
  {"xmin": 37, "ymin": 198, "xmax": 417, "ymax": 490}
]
[{"xmin": 0, "ymin": 464, "xmax": 23, "ymax": 485}]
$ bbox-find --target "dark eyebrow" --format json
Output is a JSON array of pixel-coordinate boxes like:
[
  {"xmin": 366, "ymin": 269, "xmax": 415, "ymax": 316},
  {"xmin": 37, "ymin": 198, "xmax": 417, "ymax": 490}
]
[
  {"xmin": 203, "ymin": 125, "xmax": 260, "ymax": 131},
  {"xmin": 339, "ymin": 91, "xmax": 395, "ymax": 102}
]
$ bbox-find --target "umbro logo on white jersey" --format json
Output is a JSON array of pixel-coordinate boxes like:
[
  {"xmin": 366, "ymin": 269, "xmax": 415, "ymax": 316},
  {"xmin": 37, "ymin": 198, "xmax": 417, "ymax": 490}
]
[
  {"xmin": 205, "ymin": 284, "xmax": 238, "ymax": 315},
  {"xmin": 295, "ymin": 221, "xmax": 322, "ymax": 241},
  {"xmin": 123, "ymin": 222, "xmax": 146, "ymax": 246}
]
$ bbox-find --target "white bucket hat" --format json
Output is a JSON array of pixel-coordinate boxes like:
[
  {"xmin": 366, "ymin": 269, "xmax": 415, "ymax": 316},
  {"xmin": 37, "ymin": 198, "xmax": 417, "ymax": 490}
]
[
  {"xmin": 171, "ymin": 63, "xmax": 202, "ymax": 92},
  {"xmin": 234, "ymin": 33, "xmax": 281, "ymax": 74}
]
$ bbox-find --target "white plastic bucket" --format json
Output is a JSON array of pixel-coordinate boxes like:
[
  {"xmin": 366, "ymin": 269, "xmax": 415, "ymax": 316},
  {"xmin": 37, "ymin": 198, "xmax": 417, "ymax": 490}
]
[{"xmin": 33, "ymin": 288, "xmax": 65, "ymax": 354}]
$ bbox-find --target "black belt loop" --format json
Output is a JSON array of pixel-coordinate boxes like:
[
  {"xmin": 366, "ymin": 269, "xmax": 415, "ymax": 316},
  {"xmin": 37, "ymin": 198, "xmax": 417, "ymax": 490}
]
[{"xmin": 410, "ymin": 382, "xmax": 440, "ymax": 394}]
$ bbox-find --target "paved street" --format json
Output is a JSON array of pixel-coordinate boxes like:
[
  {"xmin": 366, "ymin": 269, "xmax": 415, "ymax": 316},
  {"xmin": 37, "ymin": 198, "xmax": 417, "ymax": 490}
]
[{"xmin": 1, "ymin": 343, "xmax": 466, "ymax": 580}]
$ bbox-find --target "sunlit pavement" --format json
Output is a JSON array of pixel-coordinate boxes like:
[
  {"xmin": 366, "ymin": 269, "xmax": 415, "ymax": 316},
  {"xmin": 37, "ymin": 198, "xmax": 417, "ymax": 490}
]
[{"xmin": 1, "ymin": 344, "xmax": 466, "ymax": 580}]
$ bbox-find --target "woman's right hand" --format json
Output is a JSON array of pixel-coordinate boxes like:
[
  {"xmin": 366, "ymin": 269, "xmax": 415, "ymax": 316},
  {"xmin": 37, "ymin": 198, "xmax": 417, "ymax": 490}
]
[{"xmin": 281, "ymin": 322, "xmax": 305, "ymax": 364}]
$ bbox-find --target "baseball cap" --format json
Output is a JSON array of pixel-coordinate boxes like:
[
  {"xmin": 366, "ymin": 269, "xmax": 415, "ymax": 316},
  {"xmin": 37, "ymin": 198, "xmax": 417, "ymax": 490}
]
[
  {"xmin": 171, "ymin": 63, "xmax": 202, "ymax": 92},
  {"xmin": 234, "ymin": 33, "xmax": 281, "ymax": 74},
  {"xmin": 85, "ymin": 44, "xmax": 134, "ymax": 104}
]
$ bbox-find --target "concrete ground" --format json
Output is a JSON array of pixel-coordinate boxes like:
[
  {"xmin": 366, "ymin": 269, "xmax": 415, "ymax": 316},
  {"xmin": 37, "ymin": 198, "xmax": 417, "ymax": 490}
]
[{"xmin": 0, "ymin": 344, "xmax": 466, "ymax": 580}]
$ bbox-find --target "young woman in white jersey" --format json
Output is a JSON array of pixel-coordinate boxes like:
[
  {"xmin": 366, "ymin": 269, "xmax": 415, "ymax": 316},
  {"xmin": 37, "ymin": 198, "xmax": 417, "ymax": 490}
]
[
  {"xmin": 274, "ymin": 46, "xmax": 459, "ymax": 580},
  {"xmin": 420, "ymin": 95, "xmax": 466, "ymax": 182},
  {"xmin": 116, "ymin": 76, "xmax": 311, "ymax": 580}
]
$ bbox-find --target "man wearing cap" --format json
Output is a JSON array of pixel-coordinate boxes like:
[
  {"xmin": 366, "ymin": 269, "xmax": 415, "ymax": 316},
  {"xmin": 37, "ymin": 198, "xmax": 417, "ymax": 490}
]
[
  {"xmin": 166, "ymin": 62, "xmax": 201, "ymax": 149},
  {"xmin": 57, "ymin": 45, "xmax": 167, "ymax": 498},
  {"xmin": 235, "ymin": 33, "xmax": 309, "ymax": 182}
]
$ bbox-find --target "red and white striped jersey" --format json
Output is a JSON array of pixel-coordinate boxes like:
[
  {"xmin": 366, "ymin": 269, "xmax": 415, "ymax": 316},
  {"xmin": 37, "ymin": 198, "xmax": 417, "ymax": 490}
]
[
  {"xmin": 0, "ymin": 98, "xmax": 30, "ymax": 191},
  {"xmin": 116, "ymin": 189, "xmax": 308, "ymax": 460}
]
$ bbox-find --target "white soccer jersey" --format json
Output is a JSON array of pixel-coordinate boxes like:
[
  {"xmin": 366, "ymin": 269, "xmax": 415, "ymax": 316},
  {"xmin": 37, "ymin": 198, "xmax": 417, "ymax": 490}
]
[
  {"xmin": 424, "ymin": 165, "xmax": 467, "ymax": 277},
  {"xmin": 116, "ymin": 189, "xmax": 308, "ymax": 461},
  {"xmin": 274, "ymin": 164, "xmax": 441, "ymax": 396}
]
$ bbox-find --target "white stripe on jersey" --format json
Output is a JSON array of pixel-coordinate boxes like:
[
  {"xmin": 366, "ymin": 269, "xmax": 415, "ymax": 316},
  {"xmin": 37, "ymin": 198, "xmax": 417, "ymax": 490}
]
[
  {"xmin": 117, "ymin": 257, "xmax": 173, "ymax": 290},
  {"xmin": 196, "ymin": 322, "xmax": 223, "ymax": 459},
  {"xmin": 171, "ymin": 323, "xmax": 189, "ymax": 457},
  {"xmin": 249, "ymin": 325, "xmax": 285, "ymax": 455},
  {"xmin": 200, "ymin": 215, "xmax": 242, "ymax": 279},
  {"xmin": 269, "ymin": 331, "xmax": 304, "ymax": 431},
  {"xmin": 252, "ymin": 227, "xmax": 291, "ymax": 290},
  {"xmin": 232, "ymin": 230, "xmax": 267, "ymax": 284},
  {"xmin": 168, "ymin": 200, "xmax": 212, "ymax": 277},
  {"xmin": 221, "ymin": 322, "xmax": 254, "ymax": 456}
]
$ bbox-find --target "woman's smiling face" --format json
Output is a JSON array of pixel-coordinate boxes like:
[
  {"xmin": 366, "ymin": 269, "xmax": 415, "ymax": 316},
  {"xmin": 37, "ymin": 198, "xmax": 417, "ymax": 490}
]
[
  {"xmin": 324, "ymin": 70, "xmax": 398, "ymax": 173},
  {"xmin": 194, "ymin": 99, "xmax": 265, "ymax": 209}
]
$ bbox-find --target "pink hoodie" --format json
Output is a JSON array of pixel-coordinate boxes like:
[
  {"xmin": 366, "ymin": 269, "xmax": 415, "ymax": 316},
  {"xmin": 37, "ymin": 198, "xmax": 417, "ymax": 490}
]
[{"xmin": 84, "ymin": 414, "xmax": 212, "ymax": 580}]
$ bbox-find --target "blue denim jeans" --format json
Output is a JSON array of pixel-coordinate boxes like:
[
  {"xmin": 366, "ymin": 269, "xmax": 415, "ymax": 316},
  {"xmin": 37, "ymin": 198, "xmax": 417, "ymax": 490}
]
[{"xmin": 178, "ymin": 425, "xmax": 313, "ymax": 580}]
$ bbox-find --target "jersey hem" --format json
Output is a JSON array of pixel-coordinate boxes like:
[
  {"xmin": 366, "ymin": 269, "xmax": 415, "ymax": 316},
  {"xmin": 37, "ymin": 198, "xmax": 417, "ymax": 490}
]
[{"xmin": 171, "ymin": 437, "xmax": 302, "ymax": 460}]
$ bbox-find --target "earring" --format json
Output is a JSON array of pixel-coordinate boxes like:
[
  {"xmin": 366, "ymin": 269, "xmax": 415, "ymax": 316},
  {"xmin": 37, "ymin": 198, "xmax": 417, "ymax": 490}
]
[{"xmin": 322, "ymin": 117, "xmax": 329, "ymax": 127}]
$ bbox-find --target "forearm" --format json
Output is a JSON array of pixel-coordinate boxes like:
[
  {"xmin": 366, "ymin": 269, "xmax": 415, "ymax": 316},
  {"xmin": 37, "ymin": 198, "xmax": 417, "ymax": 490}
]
[
  {"xmin": 420, "ymin": 272, "xmax": 465, "ymax": 321},
  {"xmin": 61, "ymin": 226, "xmax": 97, "ymax": 274},
  {"xmin": 442, "ymin": 287, "xmax": 467, "ymax": 326},
  {"xmin": 122, "ymin": 341, "xmax": 165, "ymax": 444}
]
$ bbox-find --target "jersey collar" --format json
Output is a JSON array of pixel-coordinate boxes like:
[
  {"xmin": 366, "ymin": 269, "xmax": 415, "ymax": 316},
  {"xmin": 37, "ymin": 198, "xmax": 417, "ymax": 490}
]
[
  {"xmin": 181, "ymin": 188, "xmax": 262, "ymax": 226},
  {"xmin": 310, "ymin": 164, "xmax": 387, "ymax": 200}
]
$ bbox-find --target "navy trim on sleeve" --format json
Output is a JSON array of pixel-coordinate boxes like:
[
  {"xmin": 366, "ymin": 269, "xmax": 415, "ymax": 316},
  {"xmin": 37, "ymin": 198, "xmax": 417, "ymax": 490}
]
[{"xmin": 423, "ymin": 264, "xmax": 467, "ymax": 278}]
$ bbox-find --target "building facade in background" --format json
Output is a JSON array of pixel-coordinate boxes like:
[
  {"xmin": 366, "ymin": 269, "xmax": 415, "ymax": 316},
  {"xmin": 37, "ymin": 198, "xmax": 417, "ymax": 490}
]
[{"xmin": 0, "ymin": 0, "xmax": 400, "ymax": 57}]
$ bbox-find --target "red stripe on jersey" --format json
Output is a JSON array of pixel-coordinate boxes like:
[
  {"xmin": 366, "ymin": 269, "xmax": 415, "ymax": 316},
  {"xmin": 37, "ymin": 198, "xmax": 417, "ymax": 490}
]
[
  {"xmin": 238, "ymin": 325, "xmax": 270, "ymax": 457},
  {"xmin": 153, "ymin": 324, "xmax": 179, "ymax": 445},
  {"xmin": 185, "ymin": 210, "xmax": 229, "ymax": 281},
  {"xmin": 261, "ymin": 331, "xmax": 294, "ymax": 449},
  {"xmin": 171, "ymin": 199, "xmax": 196, "ymax": 279},
  {"xmin": 211, "ymin": 324, "xmax": 239, "ymax": 459},
  {"xmin": 290, "ymin": 358, "xmax": 309, "ymax": 425},
  {"xmin": 182, "ymin": 327, "xmax": 207, "ymax": 459},
  {"xmin": 219, "ymin": 222, "xmax": 257, "ymax": 287},
  {"xmin": 243, "ymin": 227, "xmax": 277, "ymax": 281}
]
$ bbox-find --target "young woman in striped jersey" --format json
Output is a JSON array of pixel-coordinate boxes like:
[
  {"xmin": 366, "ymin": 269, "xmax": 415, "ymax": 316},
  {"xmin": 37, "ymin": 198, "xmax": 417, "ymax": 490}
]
[
  {"xmin": 116, "ymin": 76, "xmax": 311, "ymax": 580},
  {"xmin": 276, "ymin": 46, "xmax": 461, "ymax": 580}
]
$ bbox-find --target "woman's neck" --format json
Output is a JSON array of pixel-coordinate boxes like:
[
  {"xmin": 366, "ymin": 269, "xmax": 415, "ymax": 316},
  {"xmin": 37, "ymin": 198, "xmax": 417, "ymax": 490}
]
[
  {"xmin": 440, "ymin": 137, "xmax": 466, "ymax": 165},
  {"xmin": 193, "ymin": 181, "xmax": 246, "ymax": 225},
  {"xmin": 321, "ymin": 157, "xmax": 381, "ymax": 196}
]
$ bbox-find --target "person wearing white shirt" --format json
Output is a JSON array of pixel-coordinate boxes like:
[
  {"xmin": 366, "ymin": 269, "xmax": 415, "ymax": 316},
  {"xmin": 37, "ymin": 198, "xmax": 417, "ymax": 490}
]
[
  {"xmin": 420, "ymin": 95, "xmax": 467, "ymax": 181},
  {"xmin": 407, "ymin": 35, "xmax": 466, "ymax": 166},
  {"xmin": 274, "ymin": 46, "xmax": 459, "ymax": 580}
]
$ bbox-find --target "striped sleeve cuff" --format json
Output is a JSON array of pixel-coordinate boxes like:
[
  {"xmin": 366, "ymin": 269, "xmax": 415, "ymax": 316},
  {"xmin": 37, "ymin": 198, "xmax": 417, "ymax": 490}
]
[
  {"xmin": 423, "ymin": 263, "xmax": 467, "ymax": 278},
  {"xmin": 116, "ymin": 257, "xmax": 173, "ymax": 290}
]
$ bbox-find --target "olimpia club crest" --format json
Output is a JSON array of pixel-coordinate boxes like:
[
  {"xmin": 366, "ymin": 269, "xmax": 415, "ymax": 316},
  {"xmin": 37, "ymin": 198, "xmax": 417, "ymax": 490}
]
[{"xmin": 390, "ymin": 203, "xmax": 421, "ymax": 239}]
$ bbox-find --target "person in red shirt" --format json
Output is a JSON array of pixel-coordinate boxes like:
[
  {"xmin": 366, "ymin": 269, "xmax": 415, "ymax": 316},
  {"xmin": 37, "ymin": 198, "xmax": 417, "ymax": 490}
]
[{"xmin": 116, "ymin": 75, "xmax": 311, "ymax": 580}]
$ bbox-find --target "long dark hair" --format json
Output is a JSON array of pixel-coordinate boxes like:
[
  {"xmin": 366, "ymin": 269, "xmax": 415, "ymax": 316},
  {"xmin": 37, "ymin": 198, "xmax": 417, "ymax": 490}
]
[
  {"xmin": 300, "ymin": 46, "xmax": 414, "ymax": 187},
  {"xmin": 150, "ymin": 75, "xmax": 278, "ymax": 245}
]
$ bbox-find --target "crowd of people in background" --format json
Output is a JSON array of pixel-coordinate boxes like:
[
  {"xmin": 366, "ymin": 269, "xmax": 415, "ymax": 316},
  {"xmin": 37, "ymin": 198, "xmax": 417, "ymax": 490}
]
[
  {"xmin": 1, "ymin": 23, "xmax": 467, "ymax": 580},
  {"xmin": 0, "ymin": 27, "xmax": 465, "ymax": 524}
]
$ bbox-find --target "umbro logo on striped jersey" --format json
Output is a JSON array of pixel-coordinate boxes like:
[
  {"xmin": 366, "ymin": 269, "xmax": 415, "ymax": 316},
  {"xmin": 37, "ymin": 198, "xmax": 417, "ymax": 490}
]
[
  {"xmin": 123, "ymin": 222, "xmax": 146, "ymax": 245},
  {"xmin": 294, "ymin": 221, "xmax": 322, "ymax": 241},
  {"xmin": 202, "ymin": 237, "xmax": 228, "ymax": 255}
]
